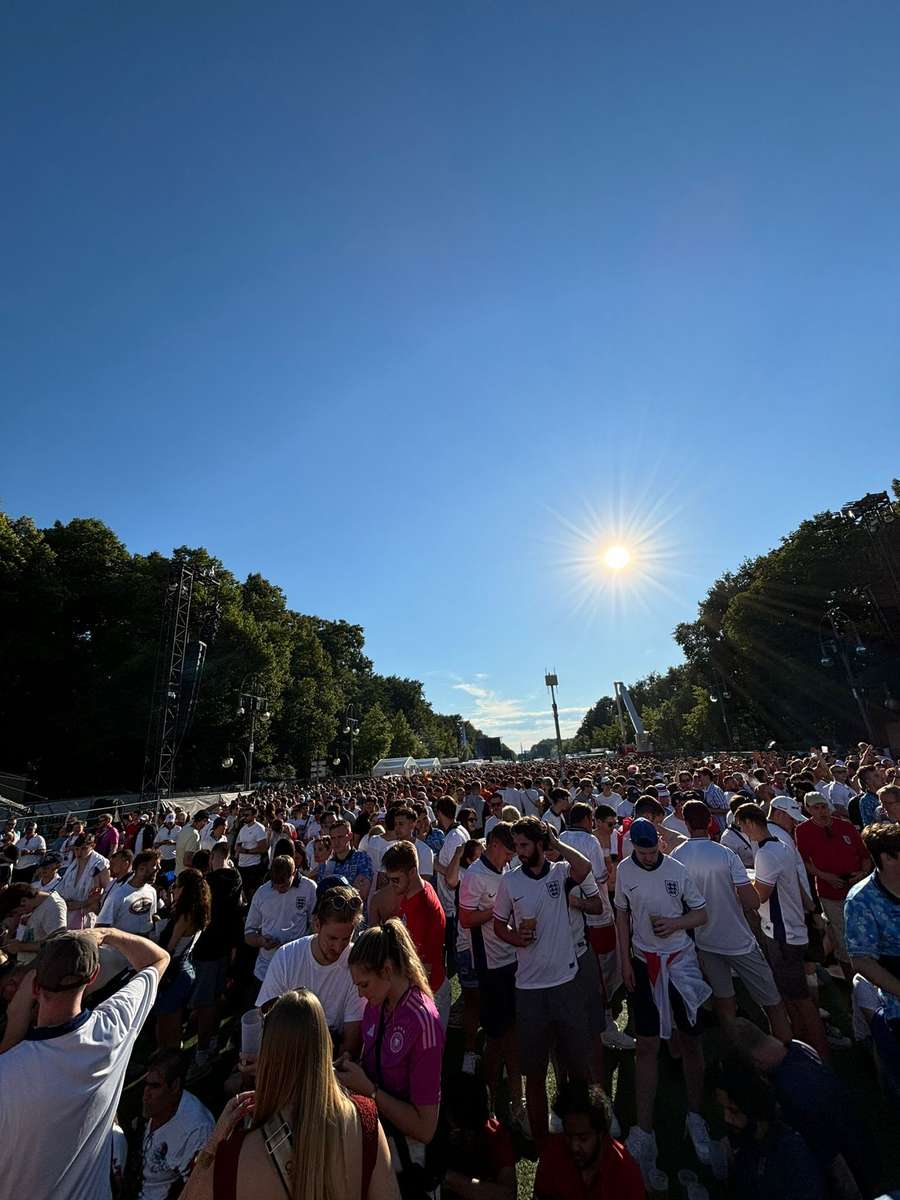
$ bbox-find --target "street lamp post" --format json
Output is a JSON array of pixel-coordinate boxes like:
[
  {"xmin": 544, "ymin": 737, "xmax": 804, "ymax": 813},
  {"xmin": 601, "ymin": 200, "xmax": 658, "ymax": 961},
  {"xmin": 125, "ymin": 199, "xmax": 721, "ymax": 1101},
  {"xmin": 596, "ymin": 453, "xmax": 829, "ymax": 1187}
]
[
  {"xmin": 236, "ymin": 675, "xmax": 270, "ymax": 790},
  {"xmin": 333, "ymin": 706, "xmax": 360, "ymax": 777},
  {"xmin": 819, "ymin": 604, "xmax": 875, "ymax": 742},
  {"xmin": 544, "ymin": 671, "xmax": 565, "ymax": 771}
]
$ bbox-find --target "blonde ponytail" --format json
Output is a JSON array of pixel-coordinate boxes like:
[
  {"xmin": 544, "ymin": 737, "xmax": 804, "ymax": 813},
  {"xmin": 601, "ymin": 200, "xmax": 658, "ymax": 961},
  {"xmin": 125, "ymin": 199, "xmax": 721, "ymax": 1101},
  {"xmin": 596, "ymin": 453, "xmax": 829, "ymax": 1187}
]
[{"xmin": 349, "ymin": 917, "xmax": 433, "ymax": 998}]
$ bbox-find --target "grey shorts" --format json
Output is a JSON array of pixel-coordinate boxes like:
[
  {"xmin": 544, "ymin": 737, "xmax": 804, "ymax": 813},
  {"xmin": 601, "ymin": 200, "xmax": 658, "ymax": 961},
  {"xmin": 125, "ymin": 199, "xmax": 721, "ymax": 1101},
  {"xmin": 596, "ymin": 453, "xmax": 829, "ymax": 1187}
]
[
  {"xmin": 698, "ymin": 943, "xmax": 781, "ymax": 1008},
  {"xmin": 763, "ymin": 936, "xmax": 808, "ymax": 1001},
  {"xmin": 574, "ymin": 949, "xmax": 606, "ymax": 1035},
  {"xmin": 190, "ymin": 957, "xmax": 228, "ymax": 1008},
  {"xmin": 516, "ymin": 976, "xmax": 587, "ymax": 1078}
]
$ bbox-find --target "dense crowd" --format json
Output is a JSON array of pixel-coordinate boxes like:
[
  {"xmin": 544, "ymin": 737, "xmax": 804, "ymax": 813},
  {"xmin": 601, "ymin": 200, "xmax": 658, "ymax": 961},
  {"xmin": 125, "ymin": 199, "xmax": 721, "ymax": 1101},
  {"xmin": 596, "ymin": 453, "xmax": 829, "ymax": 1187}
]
[{"xmin": 1, "ymin": 743, "xmax": 899, "ymax": 1200}]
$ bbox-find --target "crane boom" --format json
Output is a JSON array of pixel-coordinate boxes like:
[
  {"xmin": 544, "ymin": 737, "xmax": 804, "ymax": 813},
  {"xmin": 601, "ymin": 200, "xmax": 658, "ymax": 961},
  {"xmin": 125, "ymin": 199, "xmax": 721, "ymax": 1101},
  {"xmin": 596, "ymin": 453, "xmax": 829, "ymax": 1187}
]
[{"xmin": 613, "ymin": 681, "xmax": 652, "ymax": 752}]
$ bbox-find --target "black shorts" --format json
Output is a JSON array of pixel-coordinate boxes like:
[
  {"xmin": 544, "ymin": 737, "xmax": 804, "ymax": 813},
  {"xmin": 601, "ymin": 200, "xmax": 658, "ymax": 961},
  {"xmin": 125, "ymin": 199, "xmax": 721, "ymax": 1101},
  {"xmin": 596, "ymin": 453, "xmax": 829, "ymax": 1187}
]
[
  {"xmin": 763, "ymin": 936, "xmax": 809, "ymax": 1000},
  {"xmin": 631, "ymin": 955, "xmax": 703, "ymax": 1039},
  {"xmin": 478, "ymin": 961, "xmax": 517, "ymax": 1039},
  {"xmin": 239, "ymin": 863, "xmax": 266, "ymax": 893}
]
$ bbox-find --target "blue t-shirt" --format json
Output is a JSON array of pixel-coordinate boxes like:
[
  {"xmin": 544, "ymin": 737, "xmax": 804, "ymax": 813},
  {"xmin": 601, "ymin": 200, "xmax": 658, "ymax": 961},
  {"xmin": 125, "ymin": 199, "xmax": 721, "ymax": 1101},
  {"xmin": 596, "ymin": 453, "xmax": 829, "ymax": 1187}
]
[
  {"xmin": 771, "ymin": 1041, "xmax": 872, "ymax": 1191},
  {"xmin": 315, "ymin": 849, "xmax": 373, "ymax": 886},
  {"xmin": 859, "ymin": 791, "xmax": 880, "ymax": 828},
  {"xmin": 845, "ymin": 871, "xmax": 900, "ymax": 1020}
]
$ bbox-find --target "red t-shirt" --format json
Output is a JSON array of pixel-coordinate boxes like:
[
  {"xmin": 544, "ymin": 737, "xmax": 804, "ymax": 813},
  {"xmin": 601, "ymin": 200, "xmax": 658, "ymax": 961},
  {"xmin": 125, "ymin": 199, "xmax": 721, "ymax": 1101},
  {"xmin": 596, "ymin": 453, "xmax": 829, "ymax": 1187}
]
[
  {"xmin": 399, "ymin": 880, "xmax": 446, "ymax": 991},
  {"xmin": 796, "ymin": 817, "xmax": 868, "ymax": 901},
  {"xmin": 534, "ymin": 1135, "xmax": 645, "ymax": 1200}
]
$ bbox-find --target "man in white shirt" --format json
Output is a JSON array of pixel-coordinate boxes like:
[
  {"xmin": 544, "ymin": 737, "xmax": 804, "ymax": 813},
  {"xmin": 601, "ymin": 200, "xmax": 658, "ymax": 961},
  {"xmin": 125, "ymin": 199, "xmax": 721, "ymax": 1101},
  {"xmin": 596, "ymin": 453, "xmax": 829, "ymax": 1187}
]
[
  {"xmin": 139, "ymin": 1048, "xmax": 214, "ymax": 1200},
  {"xmin": 823, "ymin": 764, "xmax": 855, "ymax": 816},
  {"xmin": 543, "ymin": 787, "xmax": 571, "ymax": 833},
  {"xmin": 0, "ymin": 881, "xmax": 68, "ymax": 963},
  {"xmin": 493, "ymin": 816, "xmax": 592, "ymax": 1144},
  {"xmin": 245, "ymin": 855, "xmax": 317, "ymax": 988},
  {"xmin": 256, "ymin": 883, "xmax": 365, "ymax": 1057},
  {"xmin": 673, "ymin": 800, "xmax": 789, "ymax": 1041},
  {"xmin": 234, "ymin": 808, "xmax": 269, "ymax": 897},
  {"xmin": 0, "ymin": 927, "xmax": 169, "ymax": 1200},
  {"xmin": 153, "ymin": 815, "xmax": 179, "ymax": 874},
  {"xmin": 390, "ymin": 806, "xmax": 434, "ymax": 880},
  {"xmin": 13, "ymin": 821, "xmax": 46, "ymax": 882},
  {"xmin": 661, "ymin": 791, "xmax": 692, "ymax": 841},
  {"xmin": 97, "ymin": 850, "xmax": 160, "ymax": 935},
  {"xmin": 614, "ymin": 818, "xmax": 712, "ymax": 1176},
  {"xmin": 735, "ymin": 803, "xmax": 829, "ymax": 1062},
  {"xmin": 518, "ymin": 778, "xmax": 544, "ymax": 818},
  {"xmin": 458, "ymin": 824, "xmax": 526, "ymax": 1124},
  {"xmin": 175, "ymin": 811, "xmax": 208, "ymax": 873}
]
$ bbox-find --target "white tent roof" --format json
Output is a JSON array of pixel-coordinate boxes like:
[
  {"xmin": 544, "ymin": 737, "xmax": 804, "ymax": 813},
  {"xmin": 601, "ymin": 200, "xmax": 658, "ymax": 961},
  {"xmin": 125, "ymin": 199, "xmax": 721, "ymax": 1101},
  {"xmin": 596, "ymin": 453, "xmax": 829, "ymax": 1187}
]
[
  {"xmin": 372, "ymin": 757, "xmax": 416, "ymax": 778},
  {"xmin": 412, "ymin": 758, "xmax": 442, "ymax": 771}
]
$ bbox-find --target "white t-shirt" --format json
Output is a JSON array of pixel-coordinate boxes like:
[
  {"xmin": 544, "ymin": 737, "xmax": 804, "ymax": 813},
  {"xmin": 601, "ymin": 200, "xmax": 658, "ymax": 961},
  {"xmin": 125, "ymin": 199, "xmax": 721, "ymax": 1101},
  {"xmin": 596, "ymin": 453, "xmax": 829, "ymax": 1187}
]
[
  {"xmin": 766, "ymin": 821, "xmax": 812, "ymax": 899},
  {"xmin": 245, "ymin": 878, "xmax": 317, "ymax": 981},
  {"xmin": 519, "ymin": 788, "xmax": 543, "ymax": 818},
  {"xmin": 616, "ymin": 797, "xmax": 635, "ymax": 820},
  {"xmin": 613, "ymin": 852, "xmax": 707, "ymax": 955},
  {"xmin": 437, "ymin": 825, "xmax": 470, "ymax": 915},
  {"xmin": 500, "ymin": 787, "xmax": 524, "ymax": 814},
  {"xmin": 458, "ymin": 857, "xmax": 516, "ymax": 971},
  {"xmin": 175, "ymin": 825, "xmax": 201, "ymax": 873},
  {"xmin": 235, "ymin": 821, "xmax": 268, "ymax": 868},
  {"xmin": 153, "ymin": 825, "xmax": 178, "ymax": 859},
  {"xmin": 17, "ymin": 835, "xmax": 46, "ymax": 869},
  {"xmin": 97, "ymin": 881, "xmax": 158, "ymax": 935},
  {"xmin": 200, "ymin": 830, "xmax": 227, "ymax": 852},
  {"xmin": 720, "ymin": 826, "xmax": 755, "ymax": 869},
  {"xmin": 256, "ymin": 935, "xmax": 365, "ymax": 1033},
  {"xmin": 560, "ymin": 829, "xmax": 611, "ymax": 927},
  {"xmin": 0, "ymin": 967, "xmax": 159, "ymax": 1200},
  {"xmin": 566, "ymin": 870, "xmax": 602, "ymax": 957},
  {"xmin": 544, "ymin": 810, "xmax": 567, "ymax": 833},
  {"xmin": 413, "ymin": 838, "xmax": 435, "ymax": 879},
  {"xmin": 16, "ymin": 891, "xmax": 68, "ymax": 962},
  {"xmin": 662, "ymin": 813, "xmax": 689, "ymax": 840},
  {"xmin": 140, "ymin": 1089, "xmax": 214, "ymax": 1200},
  {"xmin": 672, "ymin": 838, "xmax": 756, "ymax": 956},
  {"xmin": 362, "ymin": 833, "xmax": 387, "ymax": 873},
  {"xmin": 493, "ymin": 860, "xmax": 578, "ymax": 990},
  {"xmin": 753, "ymin": 837, "xmax": 808, "ymax": 947}
]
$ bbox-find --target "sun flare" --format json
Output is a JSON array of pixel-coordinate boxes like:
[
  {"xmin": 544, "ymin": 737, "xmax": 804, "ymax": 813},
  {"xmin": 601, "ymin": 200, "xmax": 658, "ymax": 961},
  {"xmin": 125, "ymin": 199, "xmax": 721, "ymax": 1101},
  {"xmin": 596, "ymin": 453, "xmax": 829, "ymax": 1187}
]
[{"xmin": 603, "ymin": 545, "xmax": 631, "ymax": 570}]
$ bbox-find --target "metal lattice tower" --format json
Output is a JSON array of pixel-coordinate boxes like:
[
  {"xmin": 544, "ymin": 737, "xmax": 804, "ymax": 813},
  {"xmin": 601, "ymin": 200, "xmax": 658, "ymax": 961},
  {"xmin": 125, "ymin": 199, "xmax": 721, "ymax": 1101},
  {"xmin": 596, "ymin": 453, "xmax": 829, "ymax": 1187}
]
[{"xmin": 141, "ymin": 565, "xmax": 195, "ymax": 804}]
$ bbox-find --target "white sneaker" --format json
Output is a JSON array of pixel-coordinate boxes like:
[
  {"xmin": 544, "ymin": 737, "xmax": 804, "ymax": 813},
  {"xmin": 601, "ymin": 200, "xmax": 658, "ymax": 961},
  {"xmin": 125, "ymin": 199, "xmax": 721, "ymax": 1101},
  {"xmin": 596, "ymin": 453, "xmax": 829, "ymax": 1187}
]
[
  {"xmin": 461, "ymin": 1050, "xmax": 479, "ymax": 1075},
  {"xmin": 602, "ymin": 1027, "xmax": 637, "ymax": 1051},
  {"xmin": 625, "ymin": 1125, "xmax": 657, "ymax": 1179},
  {"xmin": 685, "ymin": 1112, "xmax": 712, "ymax": 1165}
]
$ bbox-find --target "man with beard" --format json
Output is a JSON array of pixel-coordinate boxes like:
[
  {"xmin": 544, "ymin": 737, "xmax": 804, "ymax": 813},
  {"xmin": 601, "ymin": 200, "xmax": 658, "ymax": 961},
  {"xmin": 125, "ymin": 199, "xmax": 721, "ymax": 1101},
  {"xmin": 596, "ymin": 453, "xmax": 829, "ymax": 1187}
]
[
  {"xmin": 534, "ymin": 1080, "xmax": 644, "ymax": 1200},
  {"xmin": 492, "ymin": 816, "xmax": 591, "ymax": 1146}
]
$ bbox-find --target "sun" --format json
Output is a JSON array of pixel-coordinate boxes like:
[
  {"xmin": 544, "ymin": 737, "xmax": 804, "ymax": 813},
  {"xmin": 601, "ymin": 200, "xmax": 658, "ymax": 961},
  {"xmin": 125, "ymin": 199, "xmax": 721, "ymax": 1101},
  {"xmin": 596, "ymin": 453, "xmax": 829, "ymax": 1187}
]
[{"xmin": 603, "ymin": 545, "xmax": 631, "ymax": 570}]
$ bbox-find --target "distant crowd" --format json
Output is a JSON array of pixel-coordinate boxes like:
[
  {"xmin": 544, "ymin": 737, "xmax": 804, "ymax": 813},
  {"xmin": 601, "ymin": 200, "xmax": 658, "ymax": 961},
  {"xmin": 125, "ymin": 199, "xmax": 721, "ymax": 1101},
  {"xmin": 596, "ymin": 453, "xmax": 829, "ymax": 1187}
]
[{"xmin": 1, "ymin": 742, "xmax": 899, "ymax": 1200}]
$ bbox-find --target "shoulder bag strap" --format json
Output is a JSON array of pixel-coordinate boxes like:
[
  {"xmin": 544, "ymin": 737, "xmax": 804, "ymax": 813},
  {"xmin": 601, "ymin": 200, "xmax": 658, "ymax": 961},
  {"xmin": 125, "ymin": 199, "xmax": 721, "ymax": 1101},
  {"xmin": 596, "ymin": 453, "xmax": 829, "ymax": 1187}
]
[
  {"xmin": 262, "ymin": 1111, "xmax": 294, "ymax": 1196},
  {"xmin": 350, "ymin": 1094, "xmax": 379, "ymax": 1200}
]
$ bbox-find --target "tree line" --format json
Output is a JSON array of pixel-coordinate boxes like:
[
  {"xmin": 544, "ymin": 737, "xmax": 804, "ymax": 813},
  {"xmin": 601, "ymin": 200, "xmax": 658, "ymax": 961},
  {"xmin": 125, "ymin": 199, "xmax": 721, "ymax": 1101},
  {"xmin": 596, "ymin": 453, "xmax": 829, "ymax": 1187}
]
[
  {"xmin": 565, "ymin": 482, "xmax": 900, "ymax": 756},
  {"xmin": 0, "ymin": 512, "xmax": 501, "ymax": 798}
]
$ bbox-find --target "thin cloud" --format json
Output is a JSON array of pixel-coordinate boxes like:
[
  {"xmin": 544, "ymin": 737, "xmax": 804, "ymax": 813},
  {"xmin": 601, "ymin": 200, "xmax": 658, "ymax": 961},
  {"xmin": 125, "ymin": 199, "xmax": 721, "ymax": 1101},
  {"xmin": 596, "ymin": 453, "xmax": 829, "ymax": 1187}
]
[{"xmin": 452, "ymin": 680, "xmax": 588, "ymax": 749}]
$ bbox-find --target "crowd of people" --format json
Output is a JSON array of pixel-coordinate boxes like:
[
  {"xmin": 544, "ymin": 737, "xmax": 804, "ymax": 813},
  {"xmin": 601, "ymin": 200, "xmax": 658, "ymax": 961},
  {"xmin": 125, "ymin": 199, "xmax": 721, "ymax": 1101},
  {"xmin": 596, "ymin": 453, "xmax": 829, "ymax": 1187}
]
[{"xmin": 1, "ymin": 742, "xmax": 899, "ymax": 1200}]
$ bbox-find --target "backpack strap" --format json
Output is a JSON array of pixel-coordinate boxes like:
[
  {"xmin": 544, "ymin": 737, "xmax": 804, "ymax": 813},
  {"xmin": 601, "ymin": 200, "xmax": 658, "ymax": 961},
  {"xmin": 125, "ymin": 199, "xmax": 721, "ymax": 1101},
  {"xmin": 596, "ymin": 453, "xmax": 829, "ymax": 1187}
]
[
  {"xmin": 213, "ymin": 1126, "xmax": 247, "ymax": 1200},
  {"xmin": 350, "ymin": 1094, "xmax": 379, "ymax": 1200}
]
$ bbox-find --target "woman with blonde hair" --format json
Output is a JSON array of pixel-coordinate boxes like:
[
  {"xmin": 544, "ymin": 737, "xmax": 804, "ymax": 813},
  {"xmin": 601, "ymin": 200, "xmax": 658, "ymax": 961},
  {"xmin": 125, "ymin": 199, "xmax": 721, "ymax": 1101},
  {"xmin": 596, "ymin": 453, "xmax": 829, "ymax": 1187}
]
[
  {"xmin": 336, "ymin": 919, "xmax": 445, "ymax": 1191},
  {"xmin": 182, "ymin": 988, "xmax": 398, "ymax": 1200}
]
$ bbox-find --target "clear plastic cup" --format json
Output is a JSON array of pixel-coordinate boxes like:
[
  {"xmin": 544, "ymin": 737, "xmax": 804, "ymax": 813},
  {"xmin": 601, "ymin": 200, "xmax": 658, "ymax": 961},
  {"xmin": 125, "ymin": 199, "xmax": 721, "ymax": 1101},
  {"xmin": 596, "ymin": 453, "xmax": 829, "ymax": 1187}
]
[{"xmin": 241, "ymin": 1008, "xmax": 263, "ymax": 1057}]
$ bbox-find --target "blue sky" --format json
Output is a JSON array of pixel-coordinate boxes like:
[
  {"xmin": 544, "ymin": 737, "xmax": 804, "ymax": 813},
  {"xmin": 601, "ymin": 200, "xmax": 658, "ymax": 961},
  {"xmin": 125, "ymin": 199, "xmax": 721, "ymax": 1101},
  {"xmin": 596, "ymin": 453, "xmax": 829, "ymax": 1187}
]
[{"xmin": 4, "ymin": 4, "xmax": 900, "ymax": 751}]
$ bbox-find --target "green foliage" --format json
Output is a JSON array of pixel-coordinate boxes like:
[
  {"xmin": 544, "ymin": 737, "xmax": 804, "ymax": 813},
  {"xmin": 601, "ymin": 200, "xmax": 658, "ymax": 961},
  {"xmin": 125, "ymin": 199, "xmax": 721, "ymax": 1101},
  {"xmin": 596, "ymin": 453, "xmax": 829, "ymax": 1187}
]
[
  {"xmin": 355, "ymin": 703, "xmax": 394, "ymax": 772},
  {"xmin": 0, "ymin": 511, "xmax": 499, "ymax": 796},
  {"xmin": 569, "ymin": 498, "xmax": 900, "ymax": 754}
]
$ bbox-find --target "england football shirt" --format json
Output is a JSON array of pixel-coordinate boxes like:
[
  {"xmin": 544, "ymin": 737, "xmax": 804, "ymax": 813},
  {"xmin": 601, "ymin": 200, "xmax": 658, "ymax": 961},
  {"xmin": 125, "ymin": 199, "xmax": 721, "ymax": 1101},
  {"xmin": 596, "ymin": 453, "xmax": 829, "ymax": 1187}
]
[{"xmin": 613, "ymin": 852, "xmax": 706, "ymax": 955}]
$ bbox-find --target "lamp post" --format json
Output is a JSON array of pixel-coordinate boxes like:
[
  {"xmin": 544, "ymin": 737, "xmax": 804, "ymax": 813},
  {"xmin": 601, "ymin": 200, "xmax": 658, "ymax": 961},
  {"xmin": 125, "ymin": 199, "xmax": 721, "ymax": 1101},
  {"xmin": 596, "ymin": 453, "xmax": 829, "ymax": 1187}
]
[
  {"xmin": 818, "ymin": 604, "xmax": 874, "ymax": 742},
  {"xmin": 235, "ymin": 675, "xmax": 270, "ymax": 789},
  {"xmin": 544, "ymin": 671, "xmax": 565, "ymax": 770},
  {"xmin": 333, "ymin": 706, "xmax": 360, "ymax": 777}
]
